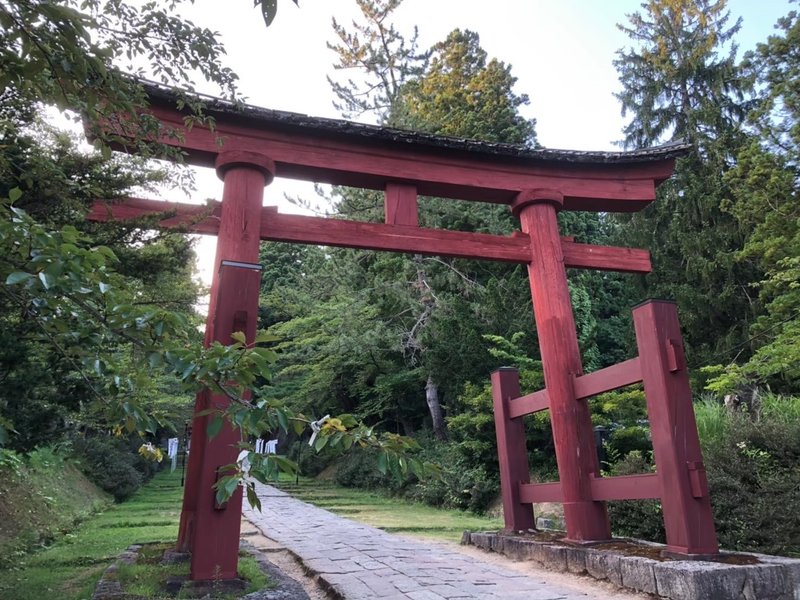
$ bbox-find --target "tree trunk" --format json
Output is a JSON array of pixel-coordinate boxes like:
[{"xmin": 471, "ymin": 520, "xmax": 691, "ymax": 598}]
[
  {"xmin": 425, "ymin": 375, "xmax": 448, "ymax": 441},
  {"xmin": 399, "ymin": 417, "xmax": 416, "ymax": 437}
]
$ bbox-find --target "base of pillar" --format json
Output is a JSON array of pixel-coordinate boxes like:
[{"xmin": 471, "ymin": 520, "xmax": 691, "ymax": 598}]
[
  {"xmin": 562, "ymin": 500, "xmax": 611, "ymax": 542},
  {"xmin": 169, "ymin": 577, "xmax": 247, "ymax": 598},
  {"xmin": 661, "ymin": 549, "xmax": 722, "ymax": 561},
  {"xmin": 561, "ymin": 537, "xmax": 613, "ymax": 547}
]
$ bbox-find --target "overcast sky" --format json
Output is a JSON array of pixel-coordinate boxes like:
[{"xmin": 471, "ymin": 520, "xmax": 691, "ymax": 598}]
[{"xmin": 166, "ymin": 0, "xmax": 793, "ymax": 287}]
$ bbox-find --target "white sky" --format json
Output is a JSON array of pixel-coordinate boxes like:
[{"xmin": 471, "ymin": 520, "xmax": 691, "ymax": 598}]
[{"xmin": 155, "ymin": 0, "xmax": 792, "ymax": 289}]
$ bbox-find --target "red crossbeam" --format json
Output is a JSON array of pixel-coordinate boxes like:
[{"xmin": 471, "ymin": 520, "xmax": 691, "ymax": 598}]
[
  {"xmin": 518, "ymin": 482, "xmax": 564, "ymax": 503},
  {"xmin": 88, "ymin": 199, "xmax": 652, "ymax": 273},
  {"xmin": 518, "ymin": 474, "xmax": 659, "ymax": 505},
  {"xmin": 589, "ymin": 473, "xmax": 660, "ymax": 501},
  {"xmin": 506, "ymin": 357, "xmax": 643, "ymax": 420},
  {"xmin": 508, "ymin": 389, "xmax": 549, "ymax": 418},
  {"xmin": 573, "ymin": 357, "xmax": 643, "ymax": 400}
]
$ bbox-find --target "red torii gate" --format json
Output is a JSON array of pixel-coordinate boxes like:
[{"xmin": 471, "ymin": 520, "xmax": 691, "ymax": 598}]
[{"xmin": 90, "ymin": 83, "xmax": 718, "ymax": 581}]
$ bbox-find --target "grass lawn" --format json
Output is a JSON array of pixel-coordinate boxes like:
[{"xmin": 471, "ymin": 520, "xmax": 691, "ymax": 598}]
[
  {"xmin": 275, "ymin": 478, "xmax": 503, "ymax": 542},
  {"xmin": 0, "ymin": 464, "xmax": 500, "ymax": 599},
  {"xmin": 0, "ymin": 467, "xmax": 184, "ymax": 600}
]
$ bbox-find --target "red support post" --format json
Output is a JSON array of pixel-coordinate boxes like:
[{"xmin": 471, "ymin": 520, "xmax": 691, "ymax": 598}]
[
  {"xmin": 177, "ymin": 151, "xmax": 274, "ymax": 581},
  {"xmin": 491, "ymin": 368, "xmax": 535, "ymax": 532},
  {"xmin": 512, "ymin": 189, "xmax": 611, "ymax": 543},
  {"xmin": 632, "ymin": 300, "xmax": 719, "ymax": 556}
]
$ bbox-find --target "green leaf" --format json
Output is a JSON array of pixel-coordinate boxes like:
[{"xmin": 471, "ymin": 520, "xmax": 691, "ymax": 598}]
[
  {"xmin": 260, "ymin": 0, "xmax": 278, "ymax": 26},
  {"xmin": 207, "ymin": 414, "xmax": 224, "ymax": 439},
  {"xmin": 269, "ymin": 454, "xmax": 297, "ymax": 475},
  {"xmin": 38, "ymin": 272, "xmax": 53, "ymax": 289},
  {"xmin": 255, "ymin": 330, "xmax": 281, "ymax": 343},
  {"xmin": 377, "ymin": 451, "xmax": 388, "ymax": 475},
  {"xmin": 148, "ymin": 352, "xmax": 162, "ymax": 368},
  {"xmin": 276, "ymin": 409, "xmax": 289, "ymax": 432},
  {"xmin": 8, "ymin": 187, "xmax": 22, "ymax": 202},
  {"xmin": 409, "ymin": 458, "xmax": 424, "ymax": 480},
  {"xmin": 246, "ymin": 484, "xmax": 262, "ymax": 511},
  {"xmin": 5, "ymin": 272, "xmax": 32, "ymax": 285},
  {"xmin": 314, "ymin": 433, "xmax": 329, "ymax": 452},
  {"xmin": 230, "ymin": 331, "xmax": 246, "ymax": 344}
]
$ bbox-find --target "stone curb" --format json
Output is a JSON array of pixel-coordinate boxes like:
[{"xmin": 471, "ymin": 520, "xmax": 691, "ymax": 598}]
[
  {"xmin": 91, "ymin": 544, "xmax": 142, "ymax": 600},
  {"xmin": 462, "ymin": 531, "xmax": 800, "ymax": 600},
  {"xmin": 91, "ymin": 542, "xmax": 310, "ymax": 600}
]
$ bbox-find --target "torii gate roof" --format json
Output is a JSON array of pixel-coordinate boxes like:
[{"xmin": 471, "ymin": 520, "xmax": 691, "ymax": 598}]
[{"xmin": 114, "ymin": 81, "xmax": 688, "ymax": 213}]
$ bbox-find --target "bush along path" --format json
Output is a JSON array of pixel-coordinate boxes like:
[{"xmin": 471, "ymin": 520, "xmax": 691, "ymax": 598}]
[{"xmin": 0, "ymin": 467, "xmax": 184, "ymax": 600}]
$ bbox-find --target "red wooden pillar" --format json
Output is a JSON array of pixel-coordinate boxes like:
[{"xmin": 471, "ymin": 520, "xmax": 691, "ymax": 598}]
[
  {"xmin": 632, "ymin": 300, "xmax": 719, "ymax": 556},
  {"xmin": 512, "ymin": 189, "xmax": 611, "ymax": 542},
  {"xmin": 491, "ymin": 367, "xmax": 535, "ymax": 531},
  {"xmin": 177, "ymin": 151, "xmax": 274, "ymax": 581}
]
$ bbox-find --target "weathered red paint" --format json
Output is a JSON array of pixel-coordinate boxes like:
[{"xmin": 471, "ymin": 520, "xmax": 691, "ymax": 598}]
[
  {"xmin": 519, "ymin": 482, "xmax": 564, "ymax": 504},
  {"xmin": 384, "ymin": 183, "xmax": 418, "ymax": 227},
  {"xmin": 513, "ymin": 189, "xmax": 612, "ymax": 542},
  {"xmin": 633, "ymin": 300, "xmax": 719, "ymax": 555},
  {"xmin": 88, "ymin": 198, "xmax": 652, "ymax": 272},
  {"xmin": 177, "ymin": 152, "xmax": 272, "ymax": 581},
  {"xmin": 491, "ymin": 368, "xmax": 535, "ymax": 532},
  {"xmin": 508, "ymin": 388, "xmax": 549, "ymax": 418},
  {"xmin": 572, "ymin": 357, "xmax": 642, "ymax": 400},
  {"xmin": 135, "ymin": 101, "xmax": 671, "ymax": 211},
  {"xmin": 493, "ymin": 300, "xmax": 718, "ymax": 553},
  {"xmin": 87, "ymin": 89, "xmax": 719, "ymax": 573}
]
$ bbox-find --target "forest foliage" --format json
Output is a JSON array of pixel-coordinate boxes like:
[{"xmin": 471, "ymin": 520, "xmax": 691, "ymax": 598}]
[{"xmin": 1, "ymin": 0, "xmax": 799, "ymax": 555}]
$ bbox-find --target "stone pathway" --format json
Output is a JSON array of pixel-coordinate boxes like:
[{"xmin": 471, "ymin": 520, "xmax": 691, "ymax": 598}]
[{"xmin": 242, "ymin": 482, "xmax": 638, "ymax": 600}]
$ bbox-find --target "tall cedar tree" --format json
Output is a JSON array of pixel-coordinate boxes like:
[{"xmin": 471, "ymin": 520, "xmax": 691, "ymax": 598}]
[
  {"xmin": 614, "ymin": 0, "xmax": 759, "ymax": 365},
  {"xmin": 711, "ymin": 8, "xmax": 800, "ymax": 391},
  {"xmin": 266, "ymin": 1, "xmax": 622, "ymax": 442}
]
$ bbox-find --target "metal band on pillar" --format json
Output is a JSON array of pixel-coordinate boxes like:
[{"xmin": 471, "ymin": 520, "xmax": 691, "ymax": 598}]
[{"xmin": 178, "ymin": 149, "xmax": 273, "ymax": 582}]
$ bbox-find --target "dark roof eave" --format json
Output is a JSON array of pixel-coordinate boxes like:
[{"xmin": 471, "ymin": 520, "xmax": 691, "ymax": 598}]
[{"xmin": 140, "ymin": 80, "xmax": 692, "ymax": 166}]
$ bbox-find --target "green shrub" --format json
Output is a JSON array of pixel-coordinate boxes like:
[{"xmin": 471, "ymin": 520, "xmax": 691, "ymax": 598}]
[
  {"xmin": 73, "ymin": 436, "xmax": 146, "ymax": 501},
  {"xmin": 334, "ymin": 446, "xmax": 396, "ymax": 490},
  {"xmin": 703, "ymin": 413, "xmax": 800, "ymax": 555},
  {"xmin": 607, "ymin": 398, "xmax": 800, "ymax": 556},
  {"xmin": 760, "ymin": 392, "xmax": 800, "ymax": 424},
  {"xmin": 403, "ymin": 437, "xmax": 499, "ymax": 514},
  {"xmin": 694, "ymin": 395, "xmax": 731, "ymax": 447},
  {"xmin": 589, "ymin": 387, "xmax": 648, "ymax": 427},
  {"xmin": 607, "ymin": 450, "xmax": 666, "ymax": 542},
  {"xmin": 288, "ymin": 438, "xmax": 338, "ymax": 477},
  {"xmin": 0, "ymin": 448, "xmax": 23, "ymax": 475},
  {"xmin": 607, "ymin": 425, "xmax": 651, "ymax": 457}
]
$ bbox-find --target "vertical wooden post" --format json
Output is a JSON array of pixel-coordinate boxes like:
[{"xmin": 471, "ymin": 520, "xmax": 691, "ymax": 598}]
[
  {"xmin": 177, "ymin": 151, "xmax": 275, "ymax": 581},
  {"xmin": 512, "ymin": 189, "xmax": 611, "ymax": 542},
  {"xmin": 491, "ymin": 367, "xmax": 535, "ymax": 531},
  {"xmin": 384, "ymin": 183, "xmax": 418, "ymax": 227},
  {"xmin": 632, "ymin": 300, "xmax": 719, "ymax": 556}
]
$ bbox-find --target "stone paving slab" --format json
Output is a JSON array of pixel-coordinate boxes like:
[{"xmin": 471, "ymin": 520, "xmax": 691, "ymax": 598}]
[{"xmin": 242, "ymin": 482, "xmax": 611, "ymax": 600}]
